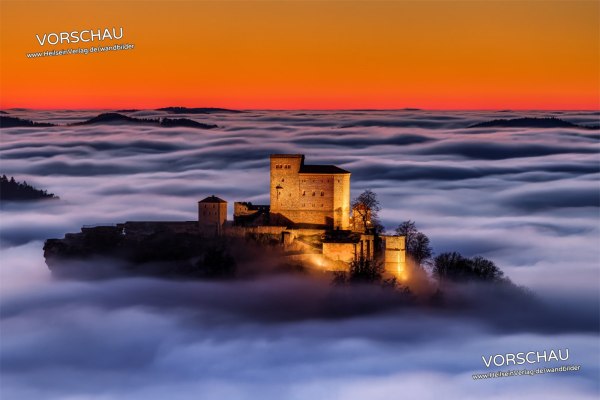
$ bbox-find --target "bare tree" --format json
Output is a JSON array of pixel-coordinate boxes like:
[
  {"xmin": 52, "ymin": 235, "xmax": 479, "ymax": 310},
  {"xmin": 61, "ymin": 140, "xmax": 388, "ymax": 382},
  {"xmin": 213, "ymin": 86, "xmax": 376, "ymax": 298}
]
[
  {"xmin": 351, "ymin": 189, "xmax": 381, "ymax": 233},
  {"xmin": 395, "ymin": 220, "xmax": 432, "ymax": 264}
]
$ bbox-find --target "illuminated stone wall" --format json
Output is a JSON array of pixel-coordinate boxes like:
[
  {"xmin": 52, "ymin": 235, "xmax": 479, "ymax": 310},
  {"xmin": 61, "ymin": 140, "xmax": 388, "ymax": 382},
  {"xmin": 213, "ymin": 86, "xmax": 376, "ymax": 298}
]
[
  {"xmin": 269, "ymin": 154, "xmax": 350, "ymax": 228},
  {"xmin": 323, "ymin": 242, "xmax": 357, "ymax": 263},
  {"xmin": 383, "ymin": 235, "xmax": 407, "ymax": 277}
]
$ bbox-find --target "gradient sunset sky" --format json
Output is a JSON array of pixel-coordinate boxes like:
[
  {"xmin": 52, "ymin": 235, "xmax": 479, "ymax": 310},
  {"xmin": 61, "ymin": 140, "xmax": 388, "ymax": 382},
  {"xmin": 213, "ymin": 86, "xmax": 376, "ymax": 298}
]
[{"xmin": 1, "ymin": 0, "xmax": 598, "ymax": 110}]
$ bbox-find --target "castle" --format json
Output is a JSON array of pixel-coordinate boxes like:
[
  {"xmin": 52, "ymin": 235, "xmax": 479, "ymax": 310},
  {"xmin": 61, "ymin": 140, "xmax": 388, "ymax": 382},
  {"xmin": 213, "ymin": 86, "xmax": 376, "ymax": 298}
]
[
  {"xmin": 44, "ymin": 154, "xmax": 407, "ymax": 278},
  {"xmin": 198, "ymin": 154, "xmax": 407, "ymax": 277}
]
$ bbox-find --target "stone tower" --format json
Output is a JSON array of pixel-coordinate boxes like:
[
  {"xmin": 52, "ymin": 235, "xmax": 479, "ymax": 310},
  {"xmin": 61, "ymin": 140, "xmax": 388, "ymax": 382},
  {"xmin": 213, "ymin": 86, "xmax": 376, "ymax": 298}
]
[
  {"xmin": 269, "ymin": 154, "xmax": 350, "ymax": 229},
  {"xmin": 198, "ymin": 195, "xmax": 227, "ymax": 235},
  {"xmin": 383, "ymin": 235, "xmax": 407, "ymax": 278}
]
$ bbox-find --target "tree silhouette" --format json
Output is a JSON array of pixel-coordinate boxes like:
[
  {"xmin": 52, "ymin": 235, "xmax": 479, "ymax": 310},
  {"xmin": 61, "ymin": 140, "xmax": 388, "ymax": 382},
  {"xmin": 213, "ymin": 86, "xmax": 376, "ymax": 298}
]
[
  {"xmin": 395, "ymin": 220, "xmax": 432, "ymax": 264},
  {"xmin": 351, "ymin": 189, "xmax": 381, "ymax": 233},
  {"xmin": 332, "ymin": 257, "xmax": 385, "ymax": 285},
  {"xmin": 0, "ymin": 175, "xmax": 58, "ymax": 201},
  {"xmin": 433, "ymin": 252, "xmax": 504, "ymax": 283}
]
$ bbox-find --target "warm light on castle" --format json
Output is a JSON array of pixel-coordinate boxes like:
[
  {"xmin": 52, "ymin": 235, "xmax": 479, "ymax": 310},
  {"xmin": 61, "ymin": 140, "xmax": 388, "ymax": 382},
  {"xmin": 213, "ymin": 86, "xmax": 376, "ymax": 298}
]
[{"xmin": 198, "ymin": 154, "xmax": 407, "ymax": 277}]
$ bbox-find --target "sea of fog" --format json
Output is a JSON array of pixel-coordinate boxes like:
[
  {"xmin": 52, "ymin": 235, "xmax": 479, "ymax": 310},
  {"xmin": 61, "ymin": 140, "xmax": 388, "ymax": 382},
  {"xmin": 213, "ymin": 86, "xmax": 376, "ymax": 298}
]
[{"xmin": 1, "ymin": 109, "xmax": 599, "ymax": 399}]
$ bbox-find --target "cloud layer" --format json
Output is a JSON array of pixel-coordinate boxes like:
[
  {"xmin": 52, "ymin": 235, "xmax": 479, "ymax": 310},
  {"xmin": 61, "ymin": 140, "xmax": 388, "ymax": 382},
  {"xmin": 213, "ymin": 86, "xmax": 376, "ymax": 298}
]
[{"xmin": 1, "ymin": 109, "xmax": 598, "ymax": 399}]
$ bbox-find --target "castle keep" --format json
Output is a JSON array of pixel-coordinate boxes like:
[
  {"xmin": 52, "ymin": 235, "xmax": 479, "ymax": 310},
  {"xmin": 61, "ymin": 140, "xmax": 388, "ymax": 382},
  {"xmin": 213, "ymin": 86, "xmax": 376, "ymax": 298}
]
[{"xmin": 270, "ymin": 154, "xmax": 350, "ymax": 229}]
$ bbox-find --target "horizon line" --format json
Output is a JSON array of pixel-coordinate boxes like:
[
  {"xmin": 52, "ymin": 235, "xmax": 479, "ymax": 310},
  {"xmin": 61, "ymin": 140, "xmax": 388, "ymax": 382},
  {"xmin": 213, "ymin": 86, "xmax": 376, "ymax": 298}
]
[{"xmin": 2, "ymin": 107, "xmax": 599, "ymax": 112}]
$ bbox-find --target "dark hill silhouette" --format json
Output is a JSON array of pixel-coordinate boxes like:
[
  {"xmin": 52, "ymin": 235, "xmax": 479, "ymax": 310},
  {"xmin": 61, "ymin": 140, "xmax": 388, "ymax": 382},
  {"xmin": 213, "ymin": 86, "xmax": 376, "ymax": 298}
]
[
  {"xmin": 0, "ymin": 175, "xmax": 58, "ymax": 201},
  {"xmin": 0, "ymin": 116, "xmax": 55, "ymax": 128},
  {"xmin": 74, "ymin": 113, "xmax": 217, "ymax": 129},
  {"xmin": 157, "ymin": 107, "xmax": 242, "ymax": 114},
  {"xmin": 0, "ymin": 110, "xmax": 9, "ymax": 114},
  {"xmin": 469, "ymin": 117, "xmax": 598, "ymax": 130},
  {"xmin": 160, "ymin": 117, "xmax": 217, "ymax": 129},
  {"xmin": 74, "ymin": 113, "xmax": 156, "ymax": 125}
]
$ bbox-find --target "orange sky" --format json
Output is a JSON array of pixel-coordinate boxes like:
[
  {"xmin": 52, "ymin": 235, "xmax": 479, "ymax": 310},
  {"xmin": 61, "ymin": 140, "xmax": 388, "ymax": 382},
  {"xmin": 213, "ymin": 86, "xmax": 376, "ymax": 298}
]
[{"xmin": 1, "ymin": 1, "xmax": 598, "ymax": 110}]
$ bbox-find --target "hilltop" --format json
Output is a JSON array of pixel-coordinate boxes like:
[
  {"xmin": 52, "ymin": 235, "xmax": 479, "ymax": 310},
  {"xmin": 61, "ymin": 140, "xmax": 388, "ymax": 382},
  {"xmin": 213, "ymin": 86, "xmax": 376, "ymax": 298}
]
[
  {"xmin": 157, "ymin": 107, "xmax": 242, "ymax": 114},
  {"xmin": 73, "ymin": 112, "xmax": 155, "ymax": 125},
  {"xmin": 469, "ymin": 117, "xmax": 598, "ymax": 130},
  {"xmin": 73, "ymin": 113, "xmax": 218, "ymax": 129},
  {"xmin": 0, "ymin": 116, "xmax": 55, "ymax": 128}
]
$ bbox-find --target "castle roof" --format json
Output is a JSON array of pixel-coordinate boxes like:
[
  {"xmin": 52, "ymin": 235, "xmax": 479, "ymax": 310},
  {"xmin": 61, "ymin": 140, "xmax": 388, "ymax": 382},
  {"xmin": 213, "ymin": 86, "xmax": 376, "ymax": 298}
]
[
  {"xmin": 299, "ymin": 164, "xmax": 350, "ymax": 174},
  {"xmin": 199, "ymin": 195, "xmax": 227, "ymax": 204}
]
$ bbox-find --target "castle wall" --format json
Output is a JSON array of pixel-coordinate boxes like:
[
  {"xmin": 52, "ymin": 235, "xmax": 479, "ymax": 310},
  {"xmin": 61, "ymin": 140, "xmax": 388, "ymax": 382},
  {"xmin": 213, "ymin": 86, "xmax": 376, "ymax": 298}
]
[
  {"xmin": 382, "ymin": 235, "xmax": 407, "ymax": 277},
  {"xmin": 323, "ymin": 242, "xmax": 357, "ymax": 263},
  {"xmin": 224, "ymin": 225, "xmax": 287, "ymax": 237},
  {"xmin": 234, "ymin": 202, "xmax": 256, "ymax": 217}
]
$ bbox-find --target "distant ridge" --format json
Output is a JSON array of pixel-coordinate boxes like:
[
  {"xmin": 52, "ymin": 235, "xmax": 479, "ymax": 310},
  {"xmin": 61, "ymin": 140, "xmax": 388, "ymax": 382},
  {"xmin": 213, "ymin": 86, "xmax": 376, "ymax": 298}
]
[
  {"xmin": 157, "ymin": 107, "xmax": 242, "ymax": 114},
  {"xmin": 160, "ymin": 117, "xmax": 218, "ymax": 128},
  {"xmin": 74, "ymin": 112, "xmax": 155, "ymax": 125},
  {"xmin": 0, "ymin": 116, "xmax": 55, "ymax": 128},
  {"xmin": 0, "ymin": 175, "xmax": 58, "ymax": 201},
  {"xmin": 74, "ymin": 112, "xmax": 218, "ymax": 129},
  {"xmin": 469, "ymin": 117, "xmax": 598, "ymax": 130}
]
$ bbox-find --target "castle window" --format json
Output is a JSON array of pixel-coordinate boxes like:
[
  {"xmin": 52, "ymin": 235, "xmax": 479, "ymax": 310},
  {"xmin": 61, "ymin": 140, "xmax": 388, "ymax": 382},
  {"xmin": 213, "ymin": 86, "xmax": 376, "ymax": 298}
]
[
  {"xmin": 321, "ymin": 204, "xmax": 323, "ymax": 207},
  {"xmin": 312, "ymin": 191, "xmax": 315, "ymax": 196},
  {"xmin": 302, "ymin": 191, "xmax": 306, "ymax": 196},
  {"xmin": 320, "ymin": 191, "xmax": 324, "ymax": 196},
  {"xmin": 281, "ymin": 178, "xmax": 285, "ymax": 182}
]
